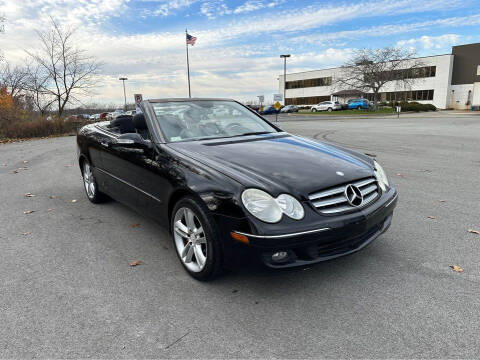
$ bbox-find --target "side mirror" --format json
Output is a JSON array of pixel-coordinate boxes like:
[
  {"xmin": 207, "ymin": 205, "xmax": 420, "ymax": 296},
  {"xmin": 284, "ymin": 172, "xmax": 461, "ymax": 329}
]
[{"xmin": 114, "ymin": 133, "xmax": 152, "ymax": 150}]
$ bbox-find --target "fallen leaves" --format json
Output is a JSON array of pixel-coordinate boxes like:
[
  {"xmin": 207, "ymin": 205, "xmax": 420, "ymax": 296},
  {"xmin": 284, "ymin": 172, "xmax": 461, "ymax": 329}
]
[
  {"xmin": 12, "ymin": 167, "xmax": 28, "ymax": 174},
  {"xmin": 23, "ymin": 160, "xmax": 28, "ymax": 164},
  {"xmin": 438, "ymin": 200, "xmax": 446, "ymax": 203},
  {"xmin": 24, "ymin": 193, "xmax": 36, "ymax": 197},
  {"xmin": 64, "ymin": 164, "xmax": 72, "ymax": 167},
  {"xmin": 71, "ymin": 199, "xmax": 77, "ymax": 203},
  {"xmin": 427, "ymin": 216, "xmax": 436, "ymax": 220},
  {"xmin": 23, "ymin": 210, "xmax": 35, "ymax": 214},
  {"xmin": 20, "ymin": 232, "xmax": 31, "ymax": 236},
  {"xmin": 468, "ymin": 229, "xmax": 480, "ymax": 235},
  {"xmin": 47, "ymin": 208, "xmax": 53, "ymax": 212},
  {"xmin": 396, "ymin": 173, "xmax": 406, "ymax": 178},
  {"xmin": 130, "ymin": 223, "xmax": 140, "ymax": 228},
  {"xmin": 129, "ymin": 260, "xmax": 142, "ymax": 267},
  {"xmin": 449, "ymin": 265, "xmax": 464, "ymax": 273},
  {"xmin": 49, "ymin": 195, "xmax": 56, "ymax": 199}
]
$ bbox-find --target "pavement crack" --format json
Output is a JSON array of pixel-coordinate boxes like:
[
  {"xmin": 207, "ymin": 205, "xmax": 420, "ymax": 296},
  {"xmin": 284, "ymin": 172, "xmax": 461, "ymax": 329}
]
[{"xmin": 164, "ymin": 331, "xmax": 190, "ymax": 350}]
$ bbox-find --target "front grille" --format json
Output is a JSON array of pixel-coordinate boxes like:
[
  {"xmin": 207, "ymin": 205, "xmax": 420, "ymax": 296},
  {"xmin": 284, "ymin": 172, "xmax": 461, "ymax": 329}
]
[{"xmin": 308, "ymin": 177, "xmax": 380, "ymax": 214}]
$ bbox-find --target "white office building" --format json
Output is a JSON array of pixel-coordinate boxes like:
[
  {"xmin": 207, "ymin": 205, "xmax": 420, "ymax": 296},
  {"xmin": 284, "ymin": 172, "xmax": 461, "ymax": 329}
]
[{"xmin": 279, "ymin": 43, "xmax": 480, "ymax": 110}]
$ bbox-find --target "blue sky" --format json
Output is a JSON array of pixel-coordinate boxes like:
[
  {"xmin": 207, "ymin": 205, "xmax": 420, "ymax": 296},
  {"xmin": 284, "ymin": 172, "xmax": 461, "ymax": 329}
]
[{"xmin": 1, "ymin": 0, "xmax": 480, "ymax": 105}]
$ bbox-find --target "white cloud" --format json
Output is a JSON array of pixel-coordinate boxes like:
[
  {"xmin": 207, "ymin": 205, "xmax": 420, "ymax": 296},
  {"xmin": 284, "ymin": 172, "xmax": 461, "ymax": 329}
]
[
  {"xmin": 152, "ymin": 0, "xmax": 200, "ymax": 16},
  {"xmin": 0, "ymin": 0, "xmax": 474, "ymax": 105},
  {"xmin": 233, "ymin": 0, "xmax": 284, "ymax": 14},
  {"xmin": 396, "ymin": 34, "xmax": 462, "ymax": 50},
  {"xmin": 288, "ymin": 14, "xmax": 480, "ymax": 49},
  {"xmin": 200, "ymin": 0, "xmax": 232, "ymax": 19}
]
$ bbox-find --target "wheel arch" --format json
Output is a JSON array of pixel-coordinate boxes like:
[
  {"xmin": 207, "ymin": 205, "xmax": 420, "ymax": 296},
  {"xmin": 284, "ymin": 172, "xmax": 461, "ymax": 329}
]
[
  {"xmin": 167, "ymin": 188, "xmax": 199, "ymax": 225},
  {"xmin": 78, "ymin": 153, "xmax": 88, "ymax": 172}
]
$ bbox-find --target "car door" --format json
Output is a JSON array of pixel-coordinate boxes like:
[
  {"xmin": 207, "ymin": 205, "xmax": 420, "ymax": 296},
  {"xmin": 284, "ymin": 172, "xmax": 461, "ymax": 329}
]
[
  {"xmin": 319, "ymin": 102, "xmax": 327, "ymax": 111},
  {"xmin": 99, "ymin": 134, "xmax": 143, "ymax": 212}
]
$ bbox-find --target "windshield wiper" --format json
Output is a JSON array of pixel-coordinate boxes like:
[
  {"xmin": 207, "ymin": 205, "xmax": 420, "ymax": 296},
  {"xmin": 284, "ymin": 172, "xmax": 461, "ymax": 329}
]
[
  {"xmin": 189, "ymin": 131, "xmax": 275, "ymax": 142},
  {"xmin": 239, "ymin": 131, "xmax": 275, "ymax": 136}
]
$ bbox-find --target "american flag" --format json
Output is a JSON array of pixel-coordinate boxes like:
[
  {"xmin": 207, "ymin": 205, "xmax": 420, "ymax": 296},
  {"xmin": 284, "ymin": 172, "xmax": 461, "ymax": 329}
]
[{"xmin": 186, "ymin": 33, "xmax": 197, "ymax": 46}]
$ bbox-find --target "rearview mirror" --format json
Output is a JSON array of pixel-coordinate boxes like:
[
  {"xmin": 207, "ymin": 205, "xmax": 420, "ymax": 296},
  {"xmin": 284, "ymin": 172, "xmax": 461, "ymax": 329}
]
[{"xmin": 114, "ymin": 133, "xmax": 152, "ymax": 150}]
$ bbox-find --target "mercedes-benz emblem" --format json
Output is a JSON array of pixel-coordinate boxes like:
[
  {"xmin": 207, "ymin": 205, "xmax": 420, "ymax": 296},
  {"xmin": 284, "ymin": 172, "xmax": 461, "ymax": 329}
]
[{"xmin": 345, "ymin": 184, "xmax": 363, "ymax": 207}]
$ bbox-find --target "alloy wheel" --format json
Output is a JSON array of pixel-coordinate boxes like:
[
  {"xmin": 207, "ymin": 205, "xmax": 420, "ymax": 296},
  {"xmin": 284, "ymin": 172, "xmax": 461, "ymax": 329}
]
[
  {"xmin": 173, "ymin": 207, "xmax": 207, "ymax": 273},
  {"xmin": 83, "ymin": 162, "xmax": 96, "ymax": 199}
]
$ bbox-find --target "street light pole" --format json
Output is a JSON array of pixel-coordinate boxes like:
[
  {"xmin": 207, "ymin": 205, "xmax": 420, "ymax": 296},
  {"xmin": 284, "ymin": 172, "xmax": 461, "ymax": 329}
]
[
  {"xmin": 119, "ymin": 77, "xmax": 128, "ymax": 111},
  {"xmin": 280, "ymin": 54, "xmax": 290, "ymax": 105}
]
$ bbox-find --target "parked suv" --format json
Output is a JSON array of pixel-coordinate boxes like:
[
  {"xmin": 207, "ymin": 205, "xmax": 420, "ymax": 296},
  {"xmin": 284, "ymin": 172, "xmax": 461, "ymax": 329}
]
[
  {"xmin": 347, "ymin": 98, "xmax": 370, "ymax": 110},
  {"xmin": 311, "ymin": 101, "xmax": 342, "ymax": 112},
  {"xmin": 280, "ymin": 105, "xmax": 299, "ymax": 113}
]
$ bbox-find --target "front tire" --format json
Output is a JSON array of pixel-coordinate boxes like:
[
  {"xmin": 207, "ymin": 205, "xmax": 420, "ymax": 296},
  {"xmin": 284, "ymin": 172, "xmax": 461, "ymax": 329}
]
[
  {"xmin": 311, "ymin": 108, "xmax": 317, "ymax": 112},
  {"xmin": 327, "ymin": 107, "xmax": 333, "ymax": 112},
  {"xmin": 81, "ymin": 159, "xmax": 107, "ymax": 204},
  {"xmin": 171, "ymin": 196, "xmax": 223, "ymax": 281},
  {"xmin": 357, "ymin": 105, "xmax": 362, "ymax": 110}
]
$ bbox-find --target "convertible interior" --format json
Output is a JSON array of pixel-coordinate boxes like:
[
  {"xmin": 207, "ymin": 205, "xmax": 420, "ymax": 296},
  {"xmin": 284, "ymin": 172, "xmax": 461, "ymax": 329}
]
[
  {"xmin": 103, "ymin": 101, "xmax": 275, "ymax": 142},
  {"xmin": 106, "ymin": 113, "xmax": 151, "ymax": 140}
]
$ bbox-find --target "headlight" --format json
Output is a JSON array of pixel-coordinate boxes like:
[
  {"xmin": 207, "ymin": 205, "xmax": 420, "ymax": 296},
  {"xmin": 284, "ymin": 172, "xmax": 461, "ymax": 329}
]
[
  {"xmin": 276, "ymin": 194, "xmax": 305, "ymax": 220},
  {"xmin": 374, "ymin": 160, "xmax": 389, "ymax": 191},
  {"xmin": 241, "ymin": 189, "xmax": 305, "ymax": 223},
  {"xmin": 241, "ymin": 189, "xmax": 283, "ymax": 223}
]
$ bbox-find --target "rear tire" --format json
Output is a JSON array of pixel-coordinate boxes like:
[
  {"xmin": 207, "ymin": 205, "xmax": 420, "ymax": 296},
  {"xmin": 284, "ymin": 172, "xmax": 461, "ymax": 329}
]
[
  {"xmin": 311, "ymin": 108, "xmax": 317, "ymax": 112},
  {"xmin": 171, "ymin": 196, "xmax": 223, "ymax": 281},
  {"xmin": 327, "ymin": 107, "xmax": 333, "ymax": 112},
  {"xmin": 357, "ymin": 105, "xmax": 362, "ymax": 110},
  {"xmin": 81, "ymin": 159, "xmax": 108, "ymax": 204}
]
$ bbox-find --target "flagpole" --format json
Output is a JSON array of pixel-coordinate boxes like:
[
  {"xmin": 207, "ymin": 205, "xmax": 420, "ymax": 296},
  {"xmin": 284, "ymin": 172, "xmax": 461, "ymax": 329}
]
[{"xmin": 185, "ymin": 29, "xmax": 191, "ymax": 98}]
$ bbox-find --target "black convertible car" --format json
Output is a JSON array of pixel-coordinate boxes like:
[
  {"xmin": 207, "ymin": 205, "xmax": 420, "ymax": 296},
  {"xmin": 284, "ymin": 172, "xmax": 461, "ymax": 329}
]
[{"xmin": 77, "ymin": 98, "xmax": 397, "ymax": 280}]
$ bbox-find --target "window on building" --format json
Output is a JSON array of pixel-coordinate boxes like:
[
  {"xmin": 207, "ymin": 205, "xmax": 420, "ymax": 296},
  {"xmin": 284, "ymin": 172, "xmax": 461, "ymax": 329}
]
[
  {"xmin": 286, "ymin": 96, "xmax": 331, "ymax": 105},
  {"xmin": 384, "ymin": 89, "xmax": 434, "ymax": 102},
  {"xmin": 375, "ymin": 66, "xmax": 437, "ymax": 81},
  {"xmin": 286, "ymin": 76, "xmax": 332, "ymax": 89}
]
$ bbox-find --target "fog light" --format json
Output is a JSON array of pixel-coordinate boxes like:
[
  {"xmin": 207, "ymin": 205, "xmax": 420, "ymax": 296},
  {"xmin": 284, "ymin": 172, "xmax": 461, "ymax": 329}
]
[{"xmin": 272, "ymin": 251, "xmax": 288, "ymax": 262}]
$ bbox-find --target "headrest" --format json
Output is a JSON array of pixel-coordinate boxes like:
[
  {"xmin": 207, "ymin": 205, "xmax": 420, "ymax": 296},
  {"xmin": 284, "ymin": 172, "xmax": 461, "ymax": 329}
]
[
  {"xmin": 133, "ymin": 113, "xmax": 147, "ymax": 130},
  {"xmin": 110, "ymin": 115, "xmax": 135, "ymax": 133},
  {"xmin": 162, "ymin": 114, "xmax": 182, "ymax": 126}
]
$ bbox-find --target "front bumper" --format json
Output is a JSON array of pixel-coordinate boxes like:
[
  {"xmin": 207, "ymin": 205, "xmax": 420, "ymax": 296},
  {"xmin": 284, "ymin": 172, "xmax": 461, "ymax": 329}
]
[{"xmin": 231, "ymin": 190, "xmax": 398, "ymax": 268}]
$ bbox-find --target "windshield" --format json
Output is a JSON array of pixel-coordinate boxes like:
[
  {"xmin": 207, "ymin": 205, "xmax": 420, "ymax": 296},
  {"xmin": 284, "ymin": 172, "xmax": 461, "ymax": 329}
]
[{"xmin": 151, "ymin": 100, "xmax": 278, "ymax": 142}]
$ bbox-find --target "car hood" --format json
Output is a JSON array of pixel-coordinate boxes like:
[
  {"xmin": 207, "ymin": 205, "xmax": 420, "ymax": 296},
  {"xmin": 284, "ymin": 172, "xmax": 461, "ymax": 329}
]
[{"xmin": 167, "ymin": 133, "xmax": 374, "ymax": 199}]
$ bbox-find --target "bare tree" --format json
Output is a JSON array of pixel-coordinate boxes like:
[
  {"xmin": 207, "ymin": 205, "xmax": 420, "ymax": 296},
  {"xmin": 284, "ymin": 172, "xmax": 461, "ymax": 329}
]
[
  {"xmin": 335, "ymin": 47, "xmax": 425, "ymax": 109},
  {"xmin": 24, "ymin": 63, "xmax": 55, "ymax": 116},
  {"xmin": 26, "ymin": 18, "xmax": 101, "ymax": 117},
  {"xmin": 0, "ymin": 14, "xmax": 5, "ymax": 62},
  {"xmin": 0, "ymin": 62, "xmax": 29, "ymax": 99}
]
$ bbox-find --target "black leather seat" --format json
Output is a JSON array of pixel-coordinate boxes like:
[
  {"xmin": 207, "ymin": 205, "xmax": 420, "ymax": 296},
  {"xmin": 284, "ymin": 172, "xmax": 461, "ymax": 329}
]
[
  {"xmin": 109, "ymin": 115, "xmax": 135, "ymax": 134},
  {"xmin": 133, "ymin": 113, "xmax": 150, "ymax": 139},
  {"xmin": 160, "ymin": 114, "xmax": 185, "ymax": 140}
]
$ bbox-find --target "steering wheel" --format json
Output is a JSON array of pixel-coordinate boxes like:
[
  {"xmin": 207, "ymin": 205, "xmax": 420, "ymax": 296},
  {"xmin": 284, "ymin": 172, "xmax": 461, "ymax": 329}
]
[
  {"xmin": 200, "ymin": 122, "xmax": 221, "ymax": 137},
  {"xmin": 224, "ymin": 122, "xmax": 249, "ymax": 135}
]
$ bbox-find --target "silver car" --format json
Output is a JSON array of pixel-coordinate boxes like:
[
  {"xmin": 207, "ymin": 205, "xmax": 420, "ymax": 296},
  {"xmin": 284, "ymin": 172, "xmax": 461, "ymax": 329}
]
[{"xmin": 311, "ymin": 101, "xmax": 342, "ymax": 112}]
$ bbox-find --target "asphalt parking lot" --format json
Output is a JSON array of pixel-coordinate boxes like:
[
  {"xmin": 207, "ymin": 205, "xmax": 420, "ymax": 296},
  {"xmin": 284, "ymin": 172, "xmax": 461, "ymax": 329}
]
[{"xmin": 1, "ymin": 112, "xmax": 480, "ymax": 358}]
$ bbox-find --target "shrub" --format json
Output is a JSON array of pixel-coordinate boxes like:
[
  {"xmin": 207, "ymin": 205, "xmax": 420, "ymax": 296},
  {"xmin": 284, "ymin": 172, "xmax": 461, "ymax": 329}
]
[
  {"xmin": 0, "ymin": 118, "xmax": 79, "ymax": 139},
  {"xmin": 0, "ymin": 86, "xmax": 19, "ymax": 130},
  {"xmin": 387, "ymin": 101, "xmax": 436, "ymax": 112}
]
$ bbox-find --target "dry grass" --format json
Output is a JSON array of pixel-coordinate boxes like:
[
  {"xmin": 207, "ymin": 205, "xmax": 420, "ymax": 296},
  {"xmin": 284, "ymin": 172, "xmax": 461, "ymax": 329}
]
[{"xmin": 0, "ymin": 118, "xmax": 82, "ymax": 140}]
